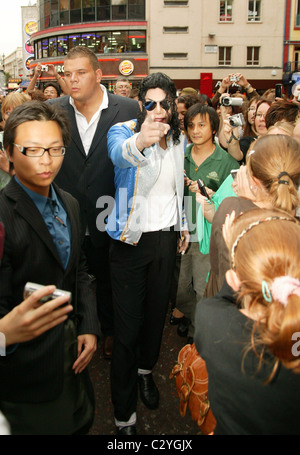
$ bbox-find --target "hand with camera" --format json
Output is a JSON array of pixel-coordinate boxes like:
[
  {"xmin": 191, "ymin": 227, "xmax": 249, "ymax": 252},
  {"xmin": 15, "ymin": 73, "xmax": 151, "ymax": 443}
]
[
  {"xmin": 0, "ymin": 285, "xmax": 73, "ymax": 346},
  {"xmin": 26, "ymin": 63, "xmax": 43, "ymax": 95},
  {"xmin": 222, "ymin": 116, "xmax": 244, "ymax": 162}
]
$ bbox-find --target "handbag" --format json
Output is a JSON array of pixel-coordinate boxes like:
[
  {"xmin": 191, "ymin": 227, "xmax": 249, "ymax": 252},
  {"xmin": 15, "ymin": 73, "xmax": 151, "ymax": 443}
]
[{"xmin": 170, "ymin": 342, "xmax": 216, "ymax": 435}]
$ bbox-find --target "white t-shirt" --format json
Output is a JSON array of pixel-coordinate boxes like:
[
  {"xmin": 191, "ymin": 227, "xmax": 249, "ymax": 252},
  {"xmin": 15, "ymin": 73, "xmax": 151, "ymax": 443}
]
[{"xmin": 142, "ymin": 144, "xmax": 178, "ymax": 232}]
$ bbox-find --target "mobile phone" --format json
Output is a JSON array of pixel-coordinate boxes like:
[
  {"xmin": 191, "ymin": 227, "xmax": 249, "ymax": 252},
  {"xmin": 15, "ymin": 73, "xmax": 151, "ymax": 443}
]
[
  {"xmin": 197, "ymin": 179, "xmax": 210, "ymax": 200},
  {"xmin": 275, "ymin": 84, "xmax": 283, "ymax": 98},
  {"xmin": 23, "ymin": 282, "xmax": 72, "ymax": 304},
  {"xmin": 230, "ymin": 169, "xmax": 238, "ymax": 180}
]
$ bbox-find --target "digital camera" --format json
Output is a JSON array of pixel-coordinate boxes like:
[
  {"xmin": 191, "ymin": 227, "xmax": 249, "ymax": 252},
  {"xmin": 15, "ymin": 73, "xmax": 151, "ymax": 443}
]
[
  {"xmin": 41, "ymin": 65, "xmax": 48, "ymax": 72},
  {"xmin": 221, "ymin": 97, "xmax": 243, "ymax": 107},
  {"xmin": 230, "ymin": 75, "xmax": 239, "ymax": 82},
  {"xmin": 228, "ymin": 113, "xmax": 245, "ymax": 128},
  {"xmin": 23, "ymin": 282, "xmax": 72, "ymax": 304}
]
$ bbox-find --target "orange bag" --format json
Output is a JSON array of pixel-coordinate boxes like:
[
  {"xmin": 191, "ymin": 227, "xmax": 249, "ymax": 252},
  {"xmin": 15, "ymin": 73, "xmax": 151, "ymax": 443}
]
[{"xmin": 170, "ymin": 342, "xmax": 216, "ymax": 435}]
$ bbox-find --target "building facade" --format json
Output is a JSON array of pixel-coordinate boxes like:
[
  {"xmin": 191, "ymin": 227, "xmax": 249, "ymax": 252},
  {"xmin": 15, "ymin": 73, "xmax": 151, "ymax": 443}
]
[{"xmin": 29, "ymin": 0, "xmax": 292, "ymax": 94}]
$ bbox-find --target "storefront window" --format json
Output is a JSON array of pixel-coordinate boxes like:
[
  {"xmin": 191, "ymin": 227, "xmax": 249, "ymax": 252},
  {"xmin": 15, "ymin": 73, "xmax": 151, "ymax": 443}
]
[
  {"xmin": 37, "ymin": 41, "xmax": 42, "ymax": 59},
  {"xmin": 57, "ymin": 36, "xmax": 68, "ymax": 55},
  {"xmin": 128, "ymin": 30, "xmax": 145, "ymax": 52},
  {"xmin": 49, "ymin": 37, "xmax": 58, "ymax": 56},
  {"xmin": 35, "ymin": 29, "xmax": 146, "ymax": 58},
  {"xmin": 68, "ymin": 34, "xmax": 81, "ymax": 49},
  {"xmin": 81, "ymin": 33, "xmax": 96, "ymax": 49},
  {"xmin": 95, "ymin": 32, "xmax": 110, "ymax": 53},
  {"xmin": 42, "ymin": 38, "xmax": 49, "ymax": 57}
]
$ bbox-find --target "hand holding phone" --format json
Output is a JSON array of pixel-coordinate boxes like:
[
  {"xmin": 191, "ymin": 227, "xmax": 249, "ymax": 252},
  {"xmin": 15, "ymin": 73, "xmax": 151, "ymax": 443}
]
[{"xmin": 197, "ymin": 179, "xmax": 210, "ymax": 200}]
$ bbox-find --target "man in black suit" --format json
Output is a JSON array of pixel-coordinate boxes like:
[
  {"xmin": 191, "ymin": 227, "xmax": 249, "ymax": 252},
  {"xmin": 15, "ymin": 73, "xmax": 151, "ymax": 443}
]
[
  {"xmin": 49, "ymin": 46, "xmax": 139, "ymax": 359},
  {"xmin": 0, "ymin": 101, "xmax": 99, "ymax": 435}
]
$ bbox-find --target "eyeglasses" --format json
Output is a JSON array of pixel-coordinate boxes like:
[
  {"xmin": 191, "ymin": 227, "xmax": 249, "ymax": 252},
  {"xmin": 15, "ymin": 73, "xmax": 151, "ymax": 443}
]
[
  {"xmin": 256, "ymin": 113, "xmax": 266, "ymax": 119},
  {"xmin": 14, "ymin": 143, "xmax": 66, "ymax": 157},
  {"xmin": 144, "ymin": 99, "xmax": 171, "ymax": 111}
]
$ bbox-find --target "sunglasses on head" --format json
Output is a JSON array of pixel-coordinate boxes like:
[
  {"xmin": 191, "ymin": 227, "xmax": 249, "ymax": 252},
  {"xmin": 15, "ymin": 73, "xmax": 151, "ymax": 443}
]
[{"xmin": 144, "ymin": 99, "xmax": 171, "ymax": 111}]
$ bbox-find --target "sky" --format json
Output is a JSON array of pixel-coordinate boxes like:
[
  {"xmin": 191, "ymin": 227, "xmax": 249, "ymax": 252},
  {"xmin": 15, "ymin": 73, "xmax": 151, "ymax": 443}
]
[{"xmin": 0, "ymin": 1, "xmax": 33, "ymax": 57}]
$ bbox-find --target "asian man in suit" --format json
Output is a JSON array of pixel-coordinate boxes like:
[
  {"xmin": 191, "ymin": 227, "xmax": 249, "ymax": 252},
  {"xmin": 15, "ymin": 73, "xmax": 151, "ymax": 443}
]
[
  {"xmin": 0, "ymin": 101, "xmax": 99, "ymax": 435},
  {"xmin": 49, "ymin": 46, "xmax": 139, "ymax": 359}
]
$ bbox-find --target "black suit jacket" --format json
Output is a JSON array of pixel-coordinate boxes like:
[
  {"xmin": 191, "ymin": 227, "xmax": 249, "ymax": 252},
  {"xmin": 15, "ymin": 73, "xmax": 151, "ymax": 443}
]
[
  {"xmin": 0, "ymin": 179, "xmax": 99, "ymax": 403},
  {"xmin": 50, "ymin": 93, "xmax": 139, "ymax": 247}
]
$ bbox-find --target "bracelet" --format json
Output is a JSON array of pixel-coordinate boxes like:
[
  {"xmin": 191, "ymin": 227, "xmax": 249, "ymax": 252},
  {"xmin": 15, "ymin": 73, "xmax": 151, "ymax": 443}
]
[
  {"xmin": 245, "ymin": 84, "xmax": 252, "ymax": 91},
  {"xmin": 226, "ymin": 133, "xmax": 239, "ymax": 144}
]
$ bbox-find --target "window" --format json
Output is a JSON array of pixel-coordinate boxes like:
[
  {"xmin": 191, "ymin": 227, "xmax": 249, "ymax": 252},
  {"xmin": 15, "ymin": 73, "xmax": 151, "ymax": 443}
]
[
  {"xmin": 219, "ymin": 0, "xmax": 233, "ymax": 22},
  {"xmin": 60, "ymin": 0, "xmax": 70, "ymax": 25},
  {"xmin": 50, "ymin": 0, "xmax": 59, "ymax": 26},
  {"xmin": 163, "ymin": 26, "xmax": 188, "ymax": 33},
  {"xmin": 70, "ymin": 0, "xmax": 81, "ymax": 23},
  {"xmin": 128, "ymin": 0, "xmax": 145, "ymax": 19},
  {"xmin": 34, "ymin": 30, "xmax": 146, "ymax": 58},
  {"xmin": 82, "ymin": 0, "xmax": 96, "ymax": 22},
  {"xmin": 296, "ymin": 0, "xmax": 300, "ymax": 27},
  {"xmin": 164, "ymin": 52, "xmax": 188, "ymax": 58},
  {"xmin": 44, "ymin": 0, "xmax": 51, "ymax": 28},
  {"xmin": 248, "ymin": 0, "xmax": 261, "ymax": 22},
  {"xmin": 49, "ymin": 37, "xmax": 58, "ymax": 57},
  {"xmin": 112, "ymin": 0, "xmax": 126, "ymax": 19},
  {"xmin": 218, "ymin": 46, "xmax": 231, "ymax": 65},
  {"xmin": 247, "ymin": 46, "xmax": 260, "ymax": 65},
  {"xmin": 96, "ymin": 0, "xmax": 110, "ymax": 20},
  {"xmin": 164, "ymin": 0, "xmax": 188, "ymax": 5},
  {"xmin": 42, "ymin": 38, "xmax": 49, "ymax": 57}
]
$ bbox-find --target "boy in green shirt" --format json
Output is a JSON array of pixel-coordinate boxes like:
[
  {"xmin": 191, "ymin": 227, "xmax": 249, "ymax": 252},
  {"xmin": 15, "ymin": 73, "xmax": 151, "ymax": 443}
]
[{"xmin": 172, "ymin": 104, "xmax": 239, "ymax": 341}]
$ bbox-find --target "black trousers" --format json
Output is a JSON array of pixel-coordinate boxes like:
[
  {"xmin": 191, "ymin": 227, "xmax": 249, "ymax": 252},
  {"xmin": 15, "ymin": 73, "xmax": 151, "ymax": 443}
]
[
  {"xmin": 109, "ymin": 228, "xmax": 178, "ymax": 422},
  {"xmin": 83, "ymin": 236, "xmax": 114, "ymax": 336}
]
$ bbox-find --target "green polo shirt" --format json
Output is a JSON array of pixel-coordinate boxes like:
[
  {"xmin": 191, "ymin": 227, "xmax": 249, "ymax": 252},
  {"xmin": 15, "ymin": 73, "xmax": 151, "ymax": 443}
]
[{"xmin": 184, "ymin": 142, "xmax": 239, "ymax": 235}]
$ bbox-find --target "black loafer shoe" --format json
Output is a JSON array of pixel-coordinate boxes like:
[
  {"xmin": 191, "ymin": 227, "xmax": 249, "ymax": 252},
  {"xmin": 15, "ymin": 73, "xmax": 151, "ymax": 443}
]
[
  {"xmin": 138, "ymin": 373, "xmax": 159, "ymax": 410},
  {"xmin": 177, "ymin": 317, "xmax": 191, "ymax": 337},
  {"xmin": 117, "ymin": 425, "xmax": 137, "ymax": 435},
  {"xmin": 169, "ymin": 314, "xmax": 183, "ymax": 325}
]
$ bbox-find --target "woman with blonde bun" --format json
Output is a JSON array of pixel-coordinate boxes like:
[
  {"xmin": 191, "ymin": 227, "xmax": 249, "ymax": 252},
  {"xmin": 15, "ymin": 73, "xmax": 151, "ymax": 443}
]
[
  {"xmin": 195, "ymin": 208, "xmax": 300, "ymax": 435},
  {"xmin": 205, "ymin": 134, "xmax": 300, "ymax": 296}
]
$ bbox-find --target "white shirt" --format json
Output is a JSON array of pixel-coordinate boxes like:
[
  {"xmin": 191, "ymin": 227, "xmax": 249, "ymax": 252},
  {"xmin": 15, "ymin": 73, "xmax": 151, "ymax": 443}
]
[
  {"xmin": 142, "ymin": 144, "xmax": 178, "ymax": 232},
  {"xmin": 69, "ymin": 84, "xmax": 109, "ymax": 155}
]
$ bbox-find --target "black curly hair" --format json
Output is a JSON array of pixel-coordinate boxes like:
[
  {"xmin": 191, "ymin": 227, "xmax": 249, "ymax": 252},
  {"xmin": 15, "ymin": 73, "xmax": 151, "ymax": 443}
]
[{"xmin": 135, "ymin": 72, "xmax": 181, "ymax": 145}]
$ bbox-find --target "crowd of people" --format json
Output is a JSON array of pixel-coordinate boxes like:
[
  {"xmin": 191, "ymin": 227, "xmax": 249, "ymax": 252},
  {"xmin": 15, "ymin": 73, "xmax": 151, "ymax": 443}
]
[{"xmin": 0, "ymin": 48, "xmax": 299, "ymax": 436}]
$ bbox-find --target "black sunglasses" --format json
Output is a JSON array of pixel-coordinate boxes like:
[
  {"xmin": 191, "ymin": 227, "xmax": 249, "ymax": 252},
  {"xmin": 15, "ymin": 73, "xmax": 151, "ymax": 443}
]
[{"xmin": 144, "ymin": 99, "xmax": 171, "ymax": 111}]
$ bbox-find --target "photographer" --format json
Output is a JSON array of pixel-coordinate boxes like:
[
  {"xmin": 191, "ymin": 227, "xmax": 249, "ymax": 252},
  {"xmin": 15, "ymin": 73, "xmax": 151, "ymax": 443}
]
[
  {"xmin": 217, "ymin": 92, "xmax": 245, "ymax": 158},
  {"xmin": 222, "ymin": 97, "xmax": 272, "ymax": 163},
  {"xmin": 27, "ymin": 63, "xmax": 70, "ymax": 98},
  {"xmin": 211, "ymin": 73, "xmax": 259, "ymax": 109}
]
